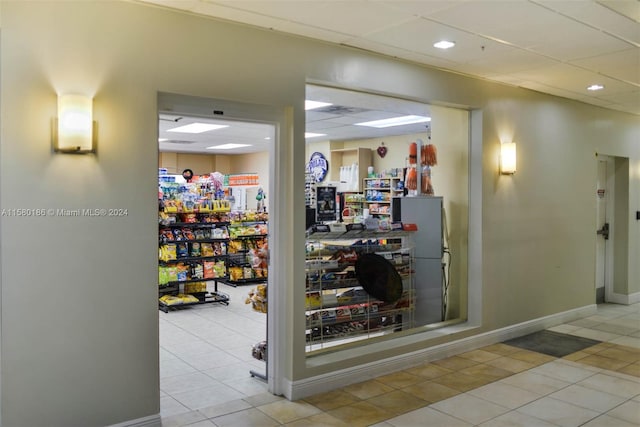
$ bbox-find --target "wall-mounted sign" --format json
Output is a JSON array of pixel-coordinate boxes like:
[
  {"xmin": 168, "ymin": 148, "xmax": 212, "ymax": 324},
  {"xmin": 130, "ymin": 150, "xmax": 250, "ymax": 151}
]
[{"xmin": 307, "ymin": 152, "xmax": 328, "ymax": 183}]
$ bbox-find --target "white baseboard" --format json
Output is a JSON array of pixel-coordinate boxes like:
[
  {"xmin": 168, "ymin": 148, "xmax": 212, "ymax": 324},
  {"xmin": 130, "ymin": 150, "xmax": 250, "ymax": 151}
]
[
  {"xmin": 108, "ymin": 413, "xmax": 161, "ymax": 427},
  {"xmin": 607, "ymin": 291, "xmax": 640, "ymax": 305},
  {"xmin": 287, "ymin": 304, "xmax": 597, "ymax": 400}
]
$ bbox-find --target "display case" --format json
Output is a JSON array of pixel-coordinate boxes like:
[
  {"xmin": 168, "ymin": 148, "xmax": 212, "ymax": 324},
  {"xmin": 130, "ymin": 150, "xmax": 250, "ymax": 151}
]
[
  {"xmin": 363, "ymin": 177, "xmax": 403, "ymax": 220},
  {"xmin": 305, "ymin": 226, "xmax": 414, "ymax": 352}
]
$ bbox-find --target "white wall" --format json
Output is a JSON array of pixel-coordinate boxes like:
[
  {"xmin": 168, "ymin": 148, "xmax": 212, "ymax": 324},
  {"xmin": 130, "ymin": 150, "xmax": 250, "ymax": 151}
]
[{"xmin": 1, "ymin": 1, "xmax": 638, "ymax": 425}]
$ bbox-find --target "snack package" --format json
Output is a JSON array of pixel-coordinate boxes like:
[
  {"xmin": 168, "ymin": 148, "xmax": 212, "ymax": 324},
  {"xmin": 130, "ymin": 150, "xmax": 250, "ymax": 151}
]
[
  {"xmin": 230, "ymin": 266, "xmax": 243, "ymax": 281},
  {"xmin": 191, "ymin": 263, "xmax": 204, "ymax": 279},
  {"xmin": 159, "ymin": 295, "xmax": 183, "ymax": 306},
  {"xmin": 203, "ymin": 261, "xmax": 215, "ymax": 279},
  {"xmin": 172, "ymin": 229, "xmax": 185, "ymax": 241},
  {"xmin": 194, "ymin": 229, "xmax": 205, "ymax": 240},
  {"xmin": 176, "ymin": 243, "xmax": 189, "ymax": 258},
  {"xmin": 245, "ymin": 284, "xmax": 267, "ymax": 313},
  {"xmin": 201, "ymin": 243, "xmax": 214, "ymax": 257},
  {"xmin": 214, "ymin": 260, "xmax": 226, "ymax": 278},
  {"xmin": 160, "ymin": 229, "xmax": 175, "ymax": 242},
  {"xmin": 182, "ymin": 228, "xmax": 195, "ymax": 240},
  {"xmin": 160, "ymin": 244, "xmax": 177, "ymax": 261},
  {"xmin": 185, "ymin": 282, "xmax": 206, "ymax": 293},
  {"xmin": 177, "ymin": 293, "xmax": 199, "ymax": 304},
  {"xmin": 176, "ymin": 265, "xmax": 188, "ymax": 282},
  {"xmin": 190, "ymin": 242, "xmax": 201, "ymax": 257}
]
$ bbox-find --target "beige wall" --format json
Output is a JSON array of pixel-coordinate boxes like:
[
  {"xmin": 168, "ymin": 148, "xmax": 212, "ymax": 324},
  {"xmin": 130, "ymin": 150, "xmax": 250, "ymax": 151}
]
[{"xmin": 1, "ymin": 1, "xmax": 638, "ymax": 425}]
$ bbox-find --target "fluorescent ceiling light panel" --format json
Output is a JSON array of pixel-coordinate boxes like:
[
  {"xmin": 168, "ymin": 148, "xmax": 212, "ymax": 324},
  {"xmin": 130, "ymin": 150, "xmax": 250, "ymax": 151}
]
[
  {"xmin": 355, "ymin": 115, "xmax": 431, "ymax": 128},
  {"xmin": 167, "ymin": 123, "xmax": 228, "ymax": 133},
  {"xmin": 305, "ymin": 132, "xmax": 327, "ymax": 138},
  {"xmin": 305, "ymin": 100, "xmax": 332, "ymax": 110},
  {"xmin": 206, "ymin": 143, "xmax": 251, "ymax": 150},
  {"xmin": 434, "ymin": 40, "xmax": 455, "ymax": 49},
  {"xmin": 158, "ymin": 138, "xmax": 168, "ymax": 142},
  {"xmin": 587, "ymin": 84, "xmax": 605, "ymax": 91}
]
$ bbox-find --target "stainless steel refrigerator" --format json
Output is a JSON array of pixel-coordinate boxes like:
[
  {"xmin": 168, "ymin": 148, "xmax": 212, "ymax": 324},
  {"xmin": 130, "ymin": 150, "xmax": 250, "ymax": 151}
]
[{"xmin": 399, "ymin": 196, "xmax": 443, "ymax": 326}]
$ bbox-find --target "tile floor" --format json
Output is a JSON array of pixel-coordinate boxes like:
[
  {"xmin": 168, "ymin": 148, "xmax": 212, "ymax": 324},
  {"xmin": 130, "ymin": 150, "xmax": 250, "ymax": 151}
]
[{"xmin": 160, "ymin": 296, "xmax": 640, "ymax": 427}]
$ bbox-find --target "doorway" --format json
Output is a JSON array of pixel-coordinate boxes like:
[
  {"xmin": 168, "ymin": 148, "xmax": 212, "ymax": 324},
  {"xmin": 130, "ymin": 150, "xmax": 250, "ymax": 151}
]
[
  {"xmin": 595, "ymin": 154, "xmax": 631, "ymax": 304},
  {"xmin": 595, "ymin": 155, "xmax": 612, "ymax": 303},
  {"xmin": 156, "ymin": 93, "xmax": 283, "ymax": 418}
]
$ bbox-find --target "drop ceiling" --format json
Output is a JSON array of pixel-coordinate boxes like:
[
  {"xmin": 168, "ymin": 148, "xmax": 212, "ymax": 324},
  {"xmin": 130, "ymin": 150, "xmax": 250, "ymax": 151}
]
[
  {"xmin": 141, "ymin": 0, "xmax": 639, "ymax": 116},
  {"xmin": 159, "ymin": 85, "xmax": 432, "ymax": 153}
]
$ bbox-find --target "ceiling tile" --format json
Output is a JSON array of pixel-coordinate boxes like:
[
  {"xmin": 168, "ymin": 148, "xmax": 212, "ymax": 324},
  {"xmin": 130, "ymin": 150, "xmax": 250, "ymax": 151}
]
[
  {"xmin": 344, "ymin": 37, "xmax": 461, "ymax": 70},
  {"xmin": 597, "ymin": 0, "xmax": 640, "ymax": 23},
  {"xmin": 464, "ymin": 46, "xmax": 560, "ymax": 75},
  {"xmin": 212, "ymin": 0, "xmax": 414, "ymax": 37},
  {"xmin": 377, "ymin": 0, "xmax": 470, "ymax": 18},
  {"xmin": 190, "ymin": 1, "xmax": 290, "ymax": 30},
  {"xmin": 536, "ymin": 0, "xmax": 640, "ymax": 45},
  {"xmin": 570, "ymin": 48, "xmax": 640, "ymax": 85}
]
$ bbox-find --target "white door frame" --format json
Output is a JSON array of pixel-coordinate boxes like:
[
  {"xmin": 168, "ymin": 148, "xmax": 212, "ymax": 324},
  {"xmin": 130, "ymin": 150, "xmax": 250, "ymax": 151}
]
[{"xmin": 157, "ymin": 92, "xmax": 288, "ymax": 396}]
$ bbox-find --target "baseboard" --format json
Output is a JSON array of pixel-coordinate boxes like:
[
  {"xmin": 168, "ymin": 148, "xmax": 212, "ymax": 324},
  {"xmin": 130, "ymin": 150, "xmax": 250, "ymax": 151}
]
[
  {"xmin": 607, "ymin": 291, "xmax": 640, "ymax": 305},
  {"xmin": 108, "ymin": 413, "xmax": 161, "ymax": 427},
  {"xmin": 287, "ymin": 304, "xmax": 596, "ymax": 400}
]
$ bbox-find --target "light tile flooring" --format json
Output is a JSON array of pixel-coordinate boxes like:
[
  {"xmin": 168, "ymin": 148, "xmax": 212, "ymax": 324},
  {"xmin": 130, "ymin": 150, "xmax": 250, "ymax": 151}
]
[{"xmin": 161, "ymin": 296, "xmax": 640, "ymax": 427}]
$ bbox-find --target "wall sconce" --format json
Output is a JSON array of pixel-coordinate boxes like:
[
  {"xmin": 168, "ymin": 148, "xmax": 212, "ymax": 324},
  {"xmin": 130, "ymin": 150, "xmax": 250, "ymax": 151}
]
[
  {"xmin": 500, "ymin": 142, "xmax": 516, "ymax": 174},
  {"xmin": 52, "ymin": 94, "xmax": 97, "ymax": 153}
]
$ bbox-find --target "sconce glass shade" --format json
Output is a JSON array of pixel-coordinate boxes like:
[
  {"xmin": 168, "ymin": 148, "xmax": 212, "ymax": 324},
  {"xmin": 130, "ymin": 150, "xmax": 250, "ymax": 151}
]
[
  {"xmin": 53, "ymin": 94, "xmax": 95, "ymax": 153},
  {"xmin": 500, "ymin": 142, "xmax": 516, "ymax": 174}
]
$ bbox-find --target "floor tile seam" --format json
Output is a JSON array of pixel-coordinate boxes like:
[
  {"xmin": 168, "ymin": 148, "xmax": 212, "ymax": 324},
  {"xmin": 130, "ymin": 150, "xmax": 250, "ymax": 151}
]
[
  {"xmin": 211, "ymin": 406, "xmax": 282, "ymax": 426},
  {"xmin": 599, "ymin": 396, "xmax": 640, "ymax": 423},
  {"xmin": 574, "ymin": 379, "xmax": 640, "ymax": 400},
  {"xmin": 541, "ymin": 395, "xmax": 608, "ymax": 421},
  {"xmin": 571, "ymin": 353, "xmax": 636, "ymax": 371},
  {"xmin": 161, "ymin": 375, "xmax": 229, "ymax": 397}
]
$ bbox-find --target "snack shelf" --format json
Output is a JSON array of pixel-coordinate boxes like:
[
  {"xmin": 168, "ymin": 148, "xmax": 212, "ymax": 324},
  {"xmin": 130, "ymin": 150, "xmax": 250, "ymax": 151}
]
[
  {"xmin": 159, "ymin": 254, "xmax": 227, "ymax": 264},
  {"xmin": 306, "ymin": 317, "xmax": 410, "ymax": 343},
  {"xmin": 165, "ymin": 276, "xmax": 229, "ymax": 285},
  {"xmin": 221, "ymin": 278, "xmax": 268, "ymax": 287},
  {"xmin": 305, "ymin": 231, "xmax": 414, "ymax": 353},
  {"xmin": 229, "ymin": 234, "xmax": 269, "ymax": 240},
  {"xmin": 307, "ymin": 307, "xmax": 410, "ymax": 329},
  {"xmin": 159, "ymin": 221, "xmax": 231, "ymax": 227},
  {"xmin": 306, "ymin": 278, "xmax": 360, "ymax": 292},
  {"xmin": 160, "ymin": 238, "xmax": 229, "ymax": 245},
  {"xmin": 159, "ymin": 291, "xmax": 230, "ymax": 313}
]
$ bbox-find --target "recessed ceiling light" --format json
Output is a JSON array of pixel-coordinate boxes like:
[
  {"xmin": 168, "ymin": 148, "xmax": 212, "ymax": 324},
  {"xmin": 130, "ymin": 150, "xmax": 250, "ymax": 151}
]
[
  {"xmin": 206, "ymin": 143, "xmax": 251, "ymax": 150},
  {"xmin": 305, "ymin": 132, "xmax": 327, "ymax": 138},
  {"xmin": 587, "ymin": 84, "xmax": 605, "ymax": 91},
  {"xmin": 304, "ymin": 132, "xmax": 327, "ymax": 138},
  {"xmin": 167, "ymin": 123, "xmax": 229, "ymax": 133},
  {"xmin": 158, "ymin": 138, "xmax": 168, "ymax": 142},
  {"xmin": 434, "ymin": 40, "xmax": 455, "ymax": 49},
  {"xmin": 354, "ymin": 115, "xmax": 431, "ymax": 128},
  {"xmin": 264, "ymin": 137, "xmax": 271, "ymax": 140},
  {"xmin": 305, "ymin": 100, "xmax": 333, "ymax": 110}
]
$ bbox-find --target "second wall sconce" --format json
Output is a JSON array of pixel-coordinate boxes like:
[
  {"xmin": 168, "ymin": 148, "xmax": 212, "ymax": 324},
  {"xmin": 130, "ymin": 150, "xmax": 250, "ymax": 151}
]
[
  {"xmin": 500, "ymin": 142, "xmax": 516, "ymax": 174},
  {"xmin": 52, "ymin": 94, "xmax": 97, "ymax": 153}
]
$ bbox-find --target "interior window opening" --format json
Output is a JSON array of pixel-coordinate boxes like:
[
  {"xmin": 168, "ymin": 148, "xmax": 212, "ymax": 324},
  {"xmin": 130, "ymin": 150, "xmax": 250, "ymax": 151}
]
[{"xmin": 304, "ymin": 84, "xmax": 470, "ymax": 354}]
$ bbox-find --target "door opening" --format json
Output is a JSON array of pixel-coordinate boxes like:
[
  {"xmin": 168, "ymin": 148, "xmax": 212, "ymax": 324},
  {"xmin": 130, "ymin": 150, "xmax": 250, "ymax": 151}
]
[
  {"xmin": 595, "ymin": 156, "xmax": 611, "ymax": 304},
  {"xmin": 156, "ymin": 93, "xmax": 284, "ymax": 415}
]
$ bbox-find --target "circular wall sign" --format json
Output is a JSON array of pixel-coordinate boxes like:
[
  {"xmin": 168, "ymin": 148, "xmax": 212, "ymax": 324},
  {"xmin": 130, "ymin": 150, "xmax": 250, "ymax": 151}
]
[{"xmin": 307, "ymin": 152, "xmax": 328, "ymax": 183}]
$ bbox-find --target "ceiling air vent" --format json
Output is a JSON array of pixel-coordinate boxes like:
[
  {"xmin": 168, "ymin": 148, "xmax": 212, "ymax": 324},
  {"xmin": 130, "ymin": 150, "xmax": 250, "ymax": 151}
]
[{"xmin": 315, "ymin": 105, "xmax": 369, "ymax": 115}]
